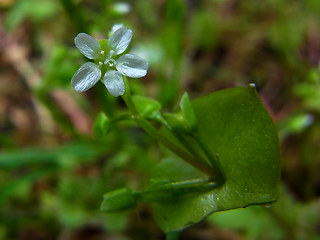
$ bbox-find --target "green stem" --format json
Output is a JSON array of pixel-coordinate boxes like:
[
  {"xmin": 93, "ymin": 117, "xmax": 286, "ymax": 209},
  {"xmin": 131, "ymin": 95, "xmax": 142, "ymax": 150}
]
[
  {"xmin": 134, "ymin": 178, "xmax": 218, "ymax": 203},
  {"xmin": 166, "ymin": 231, "xmax": 179, "ymax": 240},
  {"xmin": 121, "ymin": 77, "xmax": 214, "ymax": 176},
  {"xmin": 158, "ymin": 116, "xmax": 222, "ymax": 181},
  {"xmin": 191, "ymin": 131, "xmax": 223, "ymax": 180},
  {"xmin": 110, "ymin": 112, "xmax": 132, "ymax": 123}
]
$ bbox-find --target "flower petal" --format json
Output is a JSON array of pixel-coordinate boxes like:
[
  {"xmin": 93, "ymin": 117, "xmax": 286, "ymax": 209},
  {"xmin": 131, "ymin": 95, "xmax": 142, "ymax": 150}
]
[
  {"xmin": 71, "ymin": 62, "xmax": 101, "ymax": 92},
  {"xmin": 103, "ymin": 71, "xmax": 125, "ymax": 97},
  {"xmin": 74, "ymin": 33, "xmax": 101, "ymax": 59},
  {"xmin": 108, "ymin": 27, "xmax": 132, "ymax": 55},
  {"xmin": 116, "ymin": 54, "xmax": 148, "ymax": 78},
  {"xmin": 111, "ymin": 24, "xmax": 124, "ymax": 34}
]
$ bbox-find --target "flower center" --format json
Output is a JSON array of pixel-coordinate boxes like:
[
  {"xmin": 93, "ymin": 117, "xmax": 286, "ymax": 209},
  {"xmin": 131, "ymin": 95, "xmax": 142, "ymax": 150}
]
[{"xmin": 104, "ymin": 58, "xmax": 116, "ymax": 68}]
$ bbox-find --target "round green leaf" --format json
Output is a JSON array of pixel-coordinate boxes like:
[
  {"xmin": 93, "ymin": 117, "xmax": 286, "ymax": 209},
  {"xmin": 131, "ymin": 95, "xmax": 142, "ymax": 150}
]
[{"xmin": 152, "ymin": 86, "xmax": 281, "ymax": 232}]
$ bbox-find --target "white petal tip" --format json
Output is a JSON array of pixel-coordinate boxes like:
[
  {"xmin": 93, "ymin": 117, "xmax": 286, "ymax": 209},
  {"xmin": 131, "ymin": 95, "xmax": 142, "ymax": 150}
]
[
  {"xmin": 71, "ymin": 62, "xmax": 101, "ymax": 92},
  {"xmin": 103, "ymin": 70, "xmax": 125, "ymax": 97},
  {"xmin": 74, "ymin": 33, "xmax": 101, "ymax": 59},
  {"xmin": 116, "ymin": 54, "xmax": 149, "ymax": 78}
]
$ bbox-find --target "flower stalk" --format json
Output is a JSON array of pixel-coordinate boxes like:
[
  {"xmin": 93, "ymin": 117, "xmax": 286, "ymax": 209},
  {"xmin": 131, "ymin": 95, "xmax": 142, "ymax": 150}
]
[{"xmin": 121, "ymin": 77, "xmax": 216, "ymax": 177}]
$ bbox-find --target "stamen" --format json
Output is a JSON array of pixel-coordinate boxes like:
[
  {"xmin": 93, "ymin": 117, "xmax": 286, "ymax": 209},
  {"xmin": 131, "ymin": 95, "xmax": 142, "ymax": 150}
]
[
  {"xmin": 101, "ymin": 50, "xmax": 105, "ymax": 55},
  {"xmin": 104, "ymin": 58, "xmax": 116, "ymax": 68}
]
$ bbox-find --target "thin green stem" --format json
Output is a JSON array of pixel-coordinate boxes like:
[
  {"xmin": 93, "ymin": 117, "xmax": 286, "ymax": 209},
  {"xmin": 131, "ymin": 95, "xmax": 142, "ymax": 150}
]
[
  {"xmin": 158, "ymin": 116, "xmax": 222, "ymax": 180},
  {"xmin": 191, "ymin": 131, "xmax": 224, "ymax": 180},
  {"xmin": 121, "ymin": 77, "xmax": 214, "ymax": 176},
  {"xmin": 110, "ymin": 112, "xmax": 132, "ymax": 123},
  {"xmin": 166, "ymin": 231, "xmax": 179, "ymax": 240},
  {"xmin": 134, "ymin": 178, "xmax": 219, "ymax": 203}
]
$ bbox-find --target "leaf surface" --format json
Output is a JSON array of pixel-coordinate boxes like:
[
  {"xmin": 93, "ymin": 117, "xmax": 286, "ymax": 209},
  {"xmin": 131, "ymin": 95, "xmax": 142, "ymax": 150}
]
[{"xmin": 152, "ymin": 86, "xmax": 281, "ymax": 232}]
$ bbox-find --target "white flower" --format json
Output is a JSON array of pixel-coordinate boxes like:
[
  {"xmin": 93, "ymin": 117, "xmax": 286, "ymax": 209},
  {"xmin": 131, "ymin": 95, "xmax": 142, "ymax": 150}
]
[{"xmin": 71, "ymin": 27, "xmax": 148, "ymax": 97}]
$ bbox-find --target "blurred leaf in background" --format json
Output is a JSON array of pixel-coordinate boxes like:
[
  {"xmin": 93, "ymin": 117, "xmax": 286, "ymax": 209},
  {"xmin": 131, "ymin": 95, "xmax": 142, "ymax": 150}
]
[{"xmin": 4, "ymin": 0, "xmax": 59, "ymax": 30}]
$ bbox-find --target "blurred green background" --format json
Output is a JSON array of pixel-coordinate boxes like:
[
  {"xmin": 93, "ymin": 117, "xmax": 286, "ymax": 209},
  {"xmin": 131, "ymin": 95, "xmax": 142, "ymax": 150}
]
[{"xmin": 0, "ymin": 0, "xmax": 320, "ymax": 239}]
